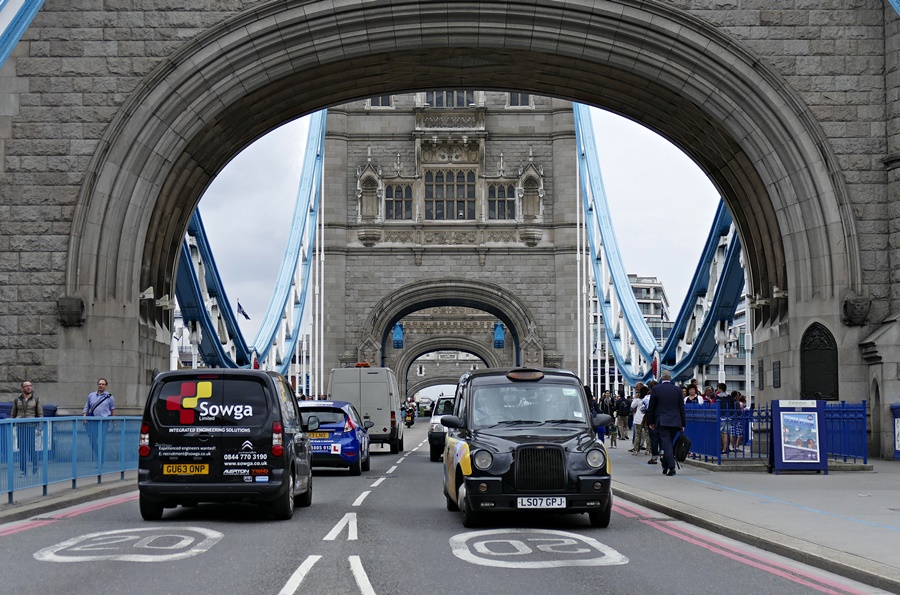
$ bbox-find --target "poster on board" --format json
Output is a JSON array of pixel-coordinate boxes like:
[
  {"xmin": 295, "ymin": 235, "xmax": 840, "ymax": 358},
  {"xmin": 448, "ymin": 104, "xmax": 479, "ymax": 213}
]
[{"xmin": 771, "ymin": 400, "xmax": 828, "ymax": 475}]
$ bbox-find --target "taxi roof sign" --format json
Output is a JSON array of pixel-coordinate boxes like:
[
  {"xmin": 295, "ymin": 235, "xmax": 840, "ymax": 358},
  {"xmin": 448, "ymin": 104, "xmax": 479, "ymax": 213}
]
[{"xmin": 506, "ymin": 369, "xmax": 544, "ymax": 382}]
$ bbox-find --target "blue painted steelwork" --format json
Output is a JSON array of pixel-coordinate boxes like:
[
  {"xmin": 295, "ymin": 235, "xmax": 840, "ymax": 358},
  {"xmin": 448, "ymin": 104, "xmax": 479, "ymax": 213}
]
[
  {"xmin": 1, "ymin": 417, "xmax": 140, "ymax": 503},
  {"xmin": 392, "ymin": 323, "xmax": 404, "ymax": 349},
  {"xmin": 0, "ymin": 0, "xmax": 43, "ymax": 70},
  {"xmin": 176, "ymin": 213, "xmax": 250, "ymax": 367},
  {"xmin": 890, "ymin": 1, "xmax": 900, "ymax": 19},
  {"xmin": 174, "ymin": 111, "xmax": 326, "ymax": 372},
  {"xmin": 574, "ymin": 104, "xmax": 745, "ymax": 383}
]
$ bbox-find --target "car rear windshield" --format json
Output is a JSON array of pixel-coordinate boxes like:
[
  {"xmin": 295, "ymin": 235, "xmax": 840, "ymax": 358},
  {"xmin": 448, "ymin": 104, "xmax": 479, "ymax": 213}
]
[
  {"xmin": 152, "ymin": 377, "xmax": 269, "ymax": 428},
  {"xmin": 300, "ymin": 408, "xmax": 345, "ymax": 424},
  {"xmin": 470, "ymin": 381, "xmax": 588, "ymax": 427}
]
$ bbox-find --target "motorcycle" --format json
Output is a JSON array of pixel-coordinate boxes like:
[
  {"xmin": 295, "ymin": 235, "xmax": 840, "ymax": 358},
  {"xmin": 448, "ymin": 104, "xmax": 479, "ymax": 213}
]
[{"xmin": 404, "ymin": 407, "xmax": 415, "ymax": 428}]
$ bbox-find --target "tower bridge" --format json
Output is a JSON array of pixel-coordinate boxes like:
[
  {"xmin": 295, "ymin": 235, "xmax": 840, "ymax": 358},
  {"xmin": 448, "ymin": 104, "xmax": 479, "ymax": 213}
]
[{"xmin": 1, "ymin": 1, "xmax": 899, "ymax": 458}]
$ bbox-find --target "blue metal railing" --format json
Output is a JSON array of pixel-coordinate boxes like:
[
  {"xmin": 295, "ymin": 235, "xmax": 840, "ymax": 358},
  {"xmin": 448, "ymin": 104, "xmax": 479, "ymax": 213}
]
[
  {"xmin": 1, "ymin": 417, "xmax": 140, "ymax": 503},
  {"xmin": 684, "ymin": 402, "xmax": 867, "ymax": 466}
]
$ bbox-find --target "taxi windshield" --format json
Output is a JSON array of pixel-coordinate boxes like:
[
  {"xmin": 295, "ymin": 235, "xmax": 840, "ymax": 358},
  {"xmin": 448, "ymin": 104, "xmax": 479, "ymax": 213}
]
[{"xmin": 471, "ymin": 383, "xmax": 588, "ymax": 428}]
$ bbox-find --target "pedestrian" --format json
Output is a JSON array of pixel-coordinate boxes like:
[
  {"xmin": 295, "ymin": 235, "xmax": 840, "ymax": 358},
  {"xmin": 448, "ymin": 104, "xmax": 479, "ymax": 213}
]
[
  {"xmin": 715, "ymin": 382, "xmax": 734, "ymax": 454},
  {"xmin": 646, "ymin": 369, "xmax": 686, "ymax": 477},
  {"xmin": 614, "ymin": 390, "xmax": 631, "ymax": 441},
  {"xmin": 83, "ymin": 378, "xmax": 115, "ymax": 462},
  {"xmin": 684, "ymin": 385, "xmax": 701, "ymax": 404},
  {"xmin": 600, "ymin": 391, "xmax": 616, "ymax": 448},
  {"xmin": 630, "ymin": 385, "xmax": 650, "ymax": 455},
  {"xmin": 11, "ymin": 380, "xmax": 43, "ymax": 477},
  {"xmin": 730, "ymin": 392, "xmax": 746, "ymax": 451}
]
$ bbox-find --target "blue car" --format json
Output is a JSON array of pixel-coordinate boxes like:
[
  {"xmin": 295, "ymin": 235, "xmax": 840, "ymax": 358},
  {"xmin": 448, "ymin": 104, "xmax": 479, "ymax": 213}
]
[{"xmin": 298, "ymin": 401, "xmax": 373, "ymax": 475}]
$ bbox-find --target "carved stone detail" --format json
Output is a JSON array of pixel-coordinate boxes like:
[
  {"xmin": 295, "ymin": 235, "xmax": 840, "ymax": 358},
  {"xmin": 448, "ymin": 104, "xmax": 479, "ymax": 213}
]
[
  {"xmin": 519, "ymin": 227, "xmax": 543, "ymax": 247},
  {"xmin": 842, "ymin": 293, "xmax": 871, "ymax": 326},
  {"xmin": 383, "ymin": 231, "xmax": 414, "ymax": 243},
  {"xmin": 357, "ymin": 227, "xmax": 381, "ymax": 247}
]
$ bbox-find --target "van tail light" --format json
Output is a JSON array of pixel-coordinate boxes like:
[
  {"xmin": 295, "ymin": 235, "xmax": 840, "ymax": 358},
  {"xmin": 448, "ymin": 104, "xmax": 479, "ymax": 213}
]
[
  {"xmin": 343, "ymin": 416, "xmax": 355, "ymax": 433},
  {"xmin": 390, "ymin": 411, "xmax": 396, "ymax": 428},
  {"xmin": 272, "ymin": 421, "xmax": 284, "ymax": 457},
  {"xmin": 139, "ymin": 422, "xmax": 150, "ymax": 457}
]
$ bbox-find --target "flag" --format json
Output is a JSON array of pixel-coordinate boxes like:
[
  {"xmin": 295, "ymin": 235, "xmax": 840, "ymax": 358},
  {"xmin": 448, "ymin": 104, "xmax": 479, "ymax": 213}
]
[{"xmin": 237, "ymin": 300, "xmax": 250, "ymax": 320}]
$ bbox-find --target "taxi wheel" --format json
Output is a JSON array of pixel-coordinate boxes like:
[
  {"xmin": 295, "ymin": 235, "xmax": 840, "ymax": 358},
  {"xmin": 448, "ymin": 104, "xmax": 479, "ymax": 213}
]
[
  {"xmin": 361, "ymin": 451, "xmax": 371, "ymax": 472},
  {"xmin": 446, "ymin": 493, "xmax": 459, "ymax": 512},
  {"xmin": 272, "ymin": 473, "xmax": 295, "ymax": 520},
  {"xmin": 139, "ymin": 495, "xmax": 164, "ymax": 521},
  {"xmin": 458, "ymin": 484, "xmax": 480, "ymax": 528},
  {"xmin": 589, "ymin": 500, "xmax": 612, "ymax": 528},
  {"xmin": 429, "ymin": 445, "xmax": 441, "ymax": 462},
  {"xmin": 349, "ymin": 457, "xmax": 362, "ymax": 476},
  {"xmin": 297, "ymin": 471, "xmax": 313, "ymax": 508}
]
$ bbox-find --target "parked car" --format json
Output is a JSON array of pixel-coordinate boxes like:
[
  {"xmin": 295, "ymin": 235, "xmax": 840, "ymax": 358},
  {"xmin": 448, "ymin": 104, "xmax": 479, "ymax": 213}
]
[
  {"xmin": 428, "ymin": 395, "xmax": 456, "ymax": 462},
  {"xmin": 298, "ymin": 401, "xmax": 374, "ymax": 475},
  {"xmin": 441, "ymin": 367, "xmax": 614, "ymax": 528},
  {"xmin": 138, "ymin": 369, "xmax": 314, "ymax": 521}
]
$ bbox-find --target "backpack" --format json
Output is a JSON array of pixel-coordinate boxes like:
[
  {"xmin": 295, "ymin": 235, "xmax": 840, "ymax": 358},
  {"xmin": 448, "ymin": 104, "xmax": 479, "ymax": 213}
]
[
  {"xmin": 616, "ymin": 399, "xmax": 631, "ymax": 417},
  {"xmin": 673, "ymin": 432, "xmax": 691, "ymax": 466}
]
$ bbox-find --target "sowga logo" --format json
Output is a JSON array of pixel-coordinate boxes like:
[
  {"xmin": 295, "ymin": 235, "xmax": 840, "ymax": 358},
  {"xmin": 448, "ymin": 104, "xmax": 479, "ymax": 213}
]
[{"xmin": 164, "ymin": 381, "xmax": 254, "ymax": 424}]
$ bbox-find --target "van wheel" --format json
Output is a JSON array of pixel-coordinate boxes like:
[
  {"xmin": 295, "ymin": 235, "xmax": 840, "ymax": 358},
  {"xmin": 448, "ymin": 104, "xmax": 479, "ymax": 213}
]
[
  {"xmin": 430, "ymin": 445, "xmax": 441, "ymax": 462},
  {"xmin": 399, "ymin": 436, "xmax": 405, "ymax": 452},
  {"xmin": 361, "ymin": 452, "xmax": 371, "ymax": 472},
  {"xmin": 296, "ymin": 472, "xmax": 313, "ymax": 508},
  {"xmin": 272, "ymin": 473, "xmax": 295, "ymax": 520},
  {"xmin": 139, "ymin": 495, "xmax": 164, "ymax": 521},
  {"xmin": 349, "ymin": 458, "xmax": 362, "ymax": 476},
  {"xmin": 389, "ymin": 439, "xmax": 399, "ymax": 454}
]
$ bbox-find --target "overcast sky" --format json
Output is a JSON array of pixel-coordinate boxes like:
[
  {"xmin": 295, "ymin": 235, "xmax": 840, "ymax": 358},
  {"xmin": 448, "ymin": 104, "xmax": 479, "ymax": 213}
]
[{"xmin": 197, "ymin": 108, "xmax": 720, "ymax": 346}]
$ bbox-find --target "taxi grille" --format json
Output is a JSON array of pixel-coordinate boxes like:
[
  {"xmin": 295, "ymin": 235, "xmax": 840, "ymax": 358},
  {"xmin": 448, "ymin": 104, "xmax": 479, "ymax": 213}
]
[{"xmin": 515, "ymin": 447, "xmax": 565, "ymax": 491}]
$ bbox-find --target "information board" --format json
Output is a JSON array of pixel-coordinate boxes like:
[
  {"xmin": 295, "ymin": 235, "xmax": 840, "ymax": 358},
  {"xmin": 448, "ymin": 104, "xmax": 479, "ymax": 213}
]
[{"xmin": 770, "ymin": 400, "xmax": 828, "ymax": 475}]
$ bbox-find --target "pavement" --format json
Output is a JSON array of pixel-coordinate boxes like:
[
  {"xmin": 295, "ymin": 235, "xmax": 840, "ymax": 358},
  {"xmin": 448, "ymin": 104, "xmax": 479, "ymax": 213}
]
[{"xmin": 1, "ymin": 454, "xmax": 898, "ymax": 592}]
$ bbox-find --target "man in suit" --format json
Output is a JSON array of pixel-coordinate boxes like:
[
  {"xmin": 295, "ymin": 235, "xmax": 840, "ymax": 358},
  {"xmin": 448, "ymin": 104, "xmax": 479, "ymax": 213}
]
[{"xmin": 646, "ymin": 369, "xmax": 686, "ymax": 477}]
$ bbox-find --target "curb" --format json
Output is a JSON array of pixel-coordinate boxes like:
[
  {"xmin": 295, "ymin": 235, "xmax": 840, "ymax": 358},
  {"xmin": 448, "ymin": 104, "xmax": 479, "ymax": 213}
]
[
  {"xmin": 613, "ymin": 482, "xmax": 900, "ymax": 593},
  {"xmin": 0, "ymin": 480, "xmax": 136, "ymax": 524}
]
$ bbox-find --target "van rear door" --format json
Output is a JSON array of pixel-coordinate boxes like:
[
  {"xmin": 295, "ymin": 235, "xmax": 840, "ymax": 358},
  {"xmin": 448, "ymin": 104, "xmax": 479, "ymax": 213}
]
[{"xmin": 147, "ymin": 374, "xmax": 271, "ymax": 484}]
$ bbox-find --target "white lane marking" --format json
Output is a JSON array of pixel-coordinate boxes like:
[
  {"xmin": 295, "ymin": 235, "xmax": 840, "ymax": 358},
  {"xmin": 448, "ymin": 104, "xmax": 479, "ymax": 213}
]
[
  {"xmin": 278, "ymin": 555, "xmax": 321, "ymax": 595},
  {"xmin": 395, "ymin": 458, "xmax": 405, "ymax": 465},
  {"xmin": 370, "ymin": 477, "xmax": 386, "ymax": 487},
  {"xmin": 411, "ymin": 445, "xmax": 420, "ymax": 452},
  {"xmin": 386, "ymin": 465, "xmax": 397, "ymax": 474},
  {"xmin": 353, "ymin": 491, "xmax": 371, "ymax": 507},
  {"xmin": 34, "ymin": 527, "xmax": 223, "ymax": 563},
  {"xmin": 349, "ymin": 555, "xmax": 376, "ymax": 595},
  {"xmin": 323, "ymin": 513, "xmax": 358, "ymax": 541},
  {"xmin": 449, "ymin": 529, "xmax": 628, "ymax": 568}
]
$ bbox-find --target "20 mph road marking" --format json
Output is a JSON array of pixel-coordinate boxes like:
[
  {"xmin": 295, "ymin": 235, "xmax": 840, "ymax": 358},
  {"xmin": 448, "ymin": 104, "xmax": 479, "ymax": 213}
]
[
  {"xmin": 450, "ymin": 529, "xmax": 628, "ymax": 568},
  {"xmin": 34, "ymin": 527, "xmax": 223, "ymax": 563}
]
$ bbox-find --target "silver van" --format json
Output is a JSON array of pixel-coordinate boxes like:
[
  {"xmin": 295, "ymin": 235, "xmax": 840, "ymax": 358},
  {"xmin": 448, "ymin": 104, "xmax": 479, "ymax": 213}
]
[{"xmin": 328, "ymin": 365, "xmax": 404, "ymax": 453}]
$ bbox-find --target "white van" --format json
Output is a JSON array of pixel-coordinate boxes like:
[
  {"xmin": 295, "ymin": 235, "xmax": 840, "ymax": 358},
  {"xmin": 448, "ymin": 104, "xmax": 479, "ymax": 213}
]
[{"xmin": 328, "ymin": 365, "xmax": 404, "ymax": 453}]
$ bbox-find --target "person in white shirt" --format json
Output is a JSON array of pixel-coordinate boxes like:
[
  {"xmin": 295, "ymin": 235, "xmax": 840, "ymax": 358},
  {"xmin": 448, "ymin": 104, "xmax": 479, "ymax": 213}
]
[{"xmin": 630, "ymin": 385, "xmax": 650, "ymax": 455}]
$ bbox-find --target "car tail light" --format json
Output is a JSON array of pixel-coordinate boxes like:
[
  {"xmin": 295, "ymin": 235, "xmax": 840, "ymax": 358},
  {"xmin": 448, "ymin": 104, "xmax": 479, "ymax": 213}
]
[
  {"xmin": 343, "ymin": 416, "xmax": 356, "ymax": 433},
  {"xmin": 139, "ymin": 422, "xmax": 150, "ymax": 457},
  {"xmin": 390, "ymin": 411, "xmax": 396, "ymax": 428},
  {"xmin": 272, "ymin": 421, "xmax": 284, "ymax": 456}
]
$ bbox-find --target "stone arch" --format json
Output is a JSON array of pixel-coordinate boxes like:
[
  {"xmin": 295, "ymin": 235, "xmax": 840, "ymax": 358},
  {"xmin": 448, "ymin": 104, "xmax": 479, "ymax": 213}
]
[
  {"xmin": 398, "ymin": 337, "xmax": 502, "ymax": 398},
  {"xmin": 67, "ymin": 0, "xmax": 857, "ymax": 323},
  {"xmin": 406, "ymin": 377, "xmax": 462, "ymax": 400},
  {"xmin": 357, "ymin": 279, "xmax": 540, "ymax": 368},
  {"xmin": 800, "ymin": 322, "xmax": 839, "ymax": 400}
]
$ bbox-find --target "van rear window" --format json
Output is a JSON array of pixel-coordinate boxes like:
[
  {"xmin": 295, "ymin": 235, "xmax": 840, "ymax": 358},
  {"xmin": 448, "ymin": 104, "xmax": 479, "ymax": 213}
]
[{"xmin": 153, "ymin": 378, "xmax": 269, "ymax": 428}]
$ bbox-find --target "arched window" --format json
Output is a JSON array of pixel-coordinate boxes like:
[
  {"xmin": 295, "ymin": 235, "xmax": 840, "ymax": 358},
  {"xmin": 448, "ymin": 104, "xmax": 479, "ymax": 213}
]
[
  {"xmin": 800, "ymin": 322, "xmax": 838, "ymax": 400},
  {"xmin": 385, "ymin": 184, "xmax": 413, "ymax": 220},
  {"xmin": 424, "ymin": 169, "xmax": 476, "ymax": 220},
  {"xmin": 488, "ymin": 183, "xmax": 516, "ymax": 220}
]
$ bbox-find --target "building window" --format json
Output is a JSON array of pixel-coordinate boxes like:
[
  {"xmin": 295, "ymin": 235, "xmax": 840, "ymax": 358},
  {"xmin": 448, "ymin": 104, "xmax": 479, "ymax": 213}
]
[
  {"xmin": 509, "ymin": 93, "xmax": 530, "ymax": 107},
  {"xmin": 426, "ymin": 90, "xmax": 474, "ymax": 108},
  {"xmin": 488, "ymin": 184, "xmax": 516, "ymax": 219},
  {"xmin": 425, "ymin": 169, "xmax": 476, "ymax": 220},
  {"xmin": 417, "ymin": 364, "xmax": 425, "ymax": 376},
  {"xmin": 385, "ymin": 184, "xmax": 413, "ymax": 220},
  {"xmin": 369, "ymin": 95, "xmax": 392, "ymax": 107}
]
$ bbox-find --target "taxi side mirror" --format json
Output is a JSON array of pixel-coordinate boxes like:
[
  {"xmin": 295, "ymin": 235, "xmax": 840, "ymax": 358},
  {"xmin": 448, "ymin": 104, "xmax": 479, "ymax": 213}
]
[
  {"xmin": 441, "ymin": 415, "xmax": 463, "ymax": 429},
  {"xmin": 306, "ymin": 415, "xmax": 320, "ymax": 432},
  {"xmin": 592, "ymin": 413, "xmax": 612, "ymax": 428}
]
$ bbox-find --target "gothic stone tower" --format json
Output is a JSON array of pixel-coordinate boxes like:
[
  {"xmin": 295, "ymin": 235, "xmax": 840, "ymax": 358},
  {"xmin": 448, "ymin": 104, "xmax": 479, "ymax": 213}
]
[{"xmin": 322, "ymin": 92, "xmax": 580, "ymax": 383}]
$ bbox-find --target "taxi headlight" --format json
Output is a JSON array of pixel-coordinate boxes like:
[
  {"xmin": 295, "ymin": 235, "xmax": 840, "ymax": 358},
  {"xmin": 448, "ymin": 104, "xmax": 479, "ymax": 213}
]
[
  {"xmin": 586, "ymin": 448, "xmax": 606, "ymax": 469},
  {"xmin": 429, "ymin": 423, "xmax": 442, "ymax": 433},
  {"xmin": 472, "ymin": 450, "xmax": 493, "ymax": 470}
]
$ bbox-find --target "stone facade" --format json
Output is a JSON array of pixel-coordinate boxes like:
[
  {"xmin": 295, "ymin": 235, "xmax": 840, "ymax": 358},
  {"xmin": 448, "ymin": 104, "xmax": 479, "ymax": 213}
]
[{"xmin": 0, "ymin": 1, "xmax": 896, "ymax": 456}]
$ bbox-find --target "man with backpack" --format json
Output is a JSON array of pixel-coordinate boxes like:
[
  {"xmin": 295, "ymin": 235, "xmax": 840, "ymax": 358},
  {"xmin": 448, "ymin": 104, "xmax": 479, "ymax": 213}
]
[{"xmin": 11, "ymin": 380, "xmax": 43, "ymax": 477}]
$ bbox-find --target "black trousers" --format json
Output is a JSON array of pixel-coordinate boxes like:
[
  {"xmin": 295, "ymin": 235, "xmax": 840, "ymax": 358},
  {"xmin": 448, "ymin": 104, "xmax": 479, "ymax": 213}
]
[{"xmin": 658, "ymin": 426, "xmax": 680, "ymax": 471}]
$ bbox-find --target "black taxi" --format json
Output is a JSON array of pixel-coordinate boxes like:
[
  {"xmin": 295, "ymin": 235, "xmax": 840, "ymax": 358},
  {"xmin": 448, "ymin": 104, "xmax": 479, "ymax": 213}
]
[{"xmin": 441, "ymin": 368, "xmax": 613, "ymax": 528}]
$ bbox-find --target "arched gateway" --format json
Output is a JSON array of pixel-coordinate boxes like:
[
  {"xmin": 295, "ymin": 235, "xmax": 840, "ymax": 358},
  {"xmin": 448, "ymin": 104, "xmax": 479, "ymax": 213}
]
[{"xmin": 2, "ymin": 1, "xmax": 897, "ymax": 455}]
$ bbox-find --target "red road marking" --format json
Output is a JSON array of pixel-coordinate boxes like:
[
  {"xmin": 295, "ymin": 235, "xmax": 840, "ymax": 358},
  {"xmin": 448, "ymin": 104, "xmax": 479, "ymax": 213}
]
[{"xmin": 0, "ymin": 492, "xmax": 138, "ymax": 537}]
